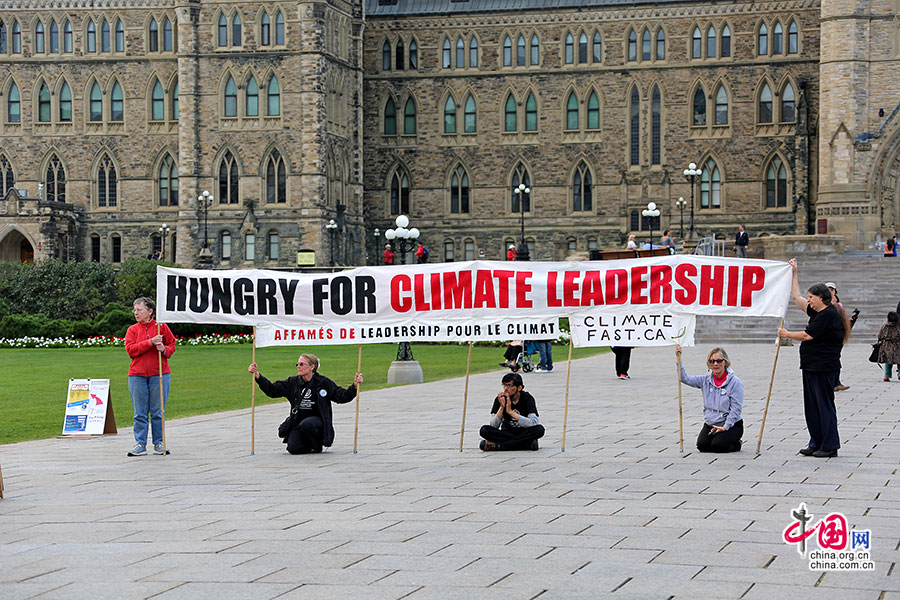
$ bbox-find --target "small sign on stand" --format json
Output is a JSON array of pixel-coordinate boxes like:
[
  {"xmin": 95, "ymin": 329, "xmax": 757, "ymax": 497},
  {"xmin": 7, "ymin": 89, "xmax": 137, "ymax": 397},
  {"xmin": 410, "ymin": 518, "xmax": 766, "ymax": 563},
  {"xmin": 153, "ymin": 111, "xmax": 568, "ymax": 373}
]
[{"xmin": 61, "ymin": 379, "xmax": 117, "ymax": 436}]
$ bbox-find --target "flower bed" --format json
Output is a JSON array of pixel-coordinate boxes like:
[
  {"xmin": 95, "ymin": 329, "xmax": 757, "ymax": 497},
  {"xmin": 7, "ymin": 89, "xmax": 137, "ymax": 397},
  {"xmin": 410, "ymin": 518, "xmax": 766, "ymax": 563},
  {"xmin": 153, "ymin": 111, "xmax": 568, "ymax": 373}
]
[{"xmin": 0, "ymin": 333, "xmax": 255, "ymax": 349}]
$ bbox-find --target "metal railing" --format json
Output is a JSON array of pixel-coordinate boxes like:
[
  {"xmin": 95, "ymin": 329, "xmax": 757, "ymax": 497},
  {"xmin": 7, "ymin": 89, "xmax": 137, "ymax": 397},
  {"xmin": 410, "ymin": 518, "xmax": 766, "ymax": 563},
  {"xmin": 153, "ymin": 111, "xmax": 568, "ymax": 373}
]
[{"xmin": 694, "ymin": 234, "xmax": 726, "ymax": 256}]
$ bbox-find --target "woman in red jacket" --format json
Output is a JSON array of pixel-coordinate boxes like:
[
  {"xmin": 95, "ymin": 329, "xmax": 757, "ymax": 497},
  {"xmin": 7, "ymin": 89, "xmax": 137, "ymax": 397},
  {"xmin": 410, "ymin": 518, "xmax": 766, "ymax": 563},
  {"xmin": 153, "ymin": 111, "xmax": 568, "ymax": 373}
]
[{"xmin": 124, "ymin": 297, "xmax": 176, "ymax": 456}]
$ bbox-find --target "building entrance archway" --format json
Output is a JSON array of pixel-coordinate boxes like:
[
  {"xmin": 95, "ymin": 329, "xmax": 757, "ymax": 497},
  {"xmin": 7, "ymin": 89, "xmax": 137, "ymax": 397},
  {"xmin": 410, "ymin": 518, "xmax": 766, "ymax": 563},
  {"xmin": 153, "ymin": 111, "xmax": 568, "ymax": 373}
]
[{"xmin": 0, "ymin": 229, "xmax": 35, "ymax": 263}]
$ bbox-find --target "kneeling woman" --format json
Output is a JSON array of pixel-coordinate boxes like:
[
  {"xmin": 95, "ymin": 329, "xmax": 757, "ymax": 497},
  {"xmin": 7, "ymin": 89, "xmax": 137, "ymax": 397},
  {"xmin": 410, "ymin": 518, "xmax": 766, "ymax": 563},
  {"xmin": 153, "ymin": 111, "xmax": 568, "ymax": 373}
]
[
  {"xmin": 675, "ymin": 345, "xmax": 744, "ymax": 453},
  {"xmin": 249, "ymin": 355, "xmax": 362, "ymax": 454}
]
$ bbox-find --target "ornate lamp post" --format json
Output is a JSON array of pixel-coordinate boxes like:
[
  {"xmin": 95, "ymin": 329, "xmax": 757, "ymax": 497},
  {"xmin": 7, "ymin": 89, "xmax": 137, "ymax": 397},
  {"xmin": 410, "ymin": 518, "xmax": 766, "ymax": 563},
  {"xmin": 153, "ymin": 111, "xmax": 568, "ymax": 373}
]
[
  {"xmin": 514, "ymin": 183, "xmax": 531, "ymax": 261},
  {"xmin": 683, "ymin": 162, "xmax": 702, "ymax": 239},
  {"xmin": 642, "ymin": 202, "xmax": 661, "ymax": 252},
  {"xmin": 674, "ymin": 197, "xmax": 687, "ymax": 240},
  {"xmin": 158, "ymin": 223, "xmax": 171, "ymax": 260},
  {"xmin": 384, "ymin": 215, "xmax": 419, "ymax": 265},
  {"xmin": 373, "ymin": 227, "xmax": 381, "ymax": 265},
  {"xmin": 384, "ymin": 215, "xmax": 424, "ymax": 384},
  {"xmin": 198, "ymin": 190, "xmax": 214, "ymax": 261},
  {"xmin": 325, "ymin": 219, "xmax": 338, "ymax": 266}
]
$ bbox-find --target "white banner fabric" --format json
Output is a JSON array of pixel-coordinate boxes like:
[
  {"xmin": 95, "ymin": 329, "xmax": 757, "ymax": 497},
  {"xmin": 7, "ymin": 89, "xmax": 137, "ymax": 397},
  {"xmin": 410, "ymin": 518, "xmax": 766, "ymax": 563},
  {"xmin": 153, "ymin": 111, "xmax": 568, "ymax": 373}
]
[
  {"xmin": 568, "ymin": 309, "xmax": 696, "ymax": 348},
  {"xmin": 156, "ymin": 256, "xmax": 790, "ymax": 329}
]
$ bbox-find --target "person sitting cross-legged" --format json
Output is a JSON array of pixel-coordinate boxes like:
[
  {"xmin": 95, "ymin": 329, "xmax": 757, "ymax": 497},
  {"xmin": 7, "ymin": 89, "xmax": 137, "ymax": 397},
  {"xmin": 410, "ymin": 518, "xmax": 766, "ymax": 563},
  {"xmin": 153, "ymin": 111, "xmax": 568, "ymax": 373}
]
[{"xmin": 479, "ymin": 372, "xmax": 545, "ymax": 451}]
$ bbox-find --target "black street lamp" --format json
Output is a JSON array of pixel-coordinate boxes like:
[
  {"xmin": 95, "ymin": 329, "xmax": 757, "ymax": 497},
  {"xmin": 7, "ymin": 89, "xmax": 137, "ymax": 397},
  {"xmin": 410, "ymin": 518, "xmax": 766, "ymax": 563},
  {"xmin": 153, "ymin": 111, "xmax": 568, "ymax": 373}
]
[
  {"xmin": 384, "ymin": 215, "xmax": 420, "ymax": 363},
  {"xmin": 198, "ymin": 190, "xmax": 214, "ymax": 261},
  {"xmin": 325, "ymin": 219, "xmax": 338, "ymax": 266},
  {"xmin": 683, "ymin": 162, "xmax": 702, "ymax": 239},
  {"xmin": 642, "ymin": 202, "xmax": 660, "ymax": 252},
  {"xmin": 674, "ymin": 197, "xmax": 687, "ymax": 240},
  {"xmin": 373, "ymin": 227, "xmax": 381, "ymax": 265},
  {"xmin": 158, "ymin": 223, "xmax": 171, "ymax": 260},
  {"xmin": 514, "ymin": 183, "xmax": 531, "ymax": 261}
]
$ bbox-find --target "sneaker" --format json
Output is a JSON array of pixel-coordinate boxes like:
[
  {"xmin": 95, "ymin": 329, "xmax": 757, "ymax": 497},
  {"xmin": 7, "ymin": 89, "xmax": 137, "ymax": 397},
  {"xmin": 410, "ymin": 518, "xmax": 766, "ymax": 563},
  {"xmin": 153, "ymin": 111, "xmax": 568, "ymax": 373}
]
[
  {"xmin": 533, "ymin": 368, "xmax": 546, "ymax": 373},
  {"xmin": 479, "ymin": 440, "xmax": 499, "ymax": 451},
  {"xmin": 885, "ymin": 377, "xmax": 891, "ymax": 382},
  {"xmin": 618, "ymin": 374, "xmax": 630, "ymax": 380},
  {"xmin": 834, "ymin": 385, "xmax": 849, "ymax": 391},
  {"xmin": 153, "ymin": 443, "xmax": 170, "ymax": 455},
  {"xmin": 127, "ymin": 444, "xmax": 146, "ymax": 457}
]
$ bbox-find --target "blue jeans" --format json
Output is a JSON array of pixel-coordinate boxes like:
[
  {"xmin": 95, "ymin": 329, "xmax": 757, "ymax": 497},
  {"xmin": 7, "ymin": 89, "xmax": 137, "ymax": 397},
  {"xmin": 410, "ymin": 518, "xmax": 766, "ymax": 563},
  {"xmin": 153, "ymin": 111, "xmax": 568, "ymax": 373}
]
[
  {"xmin": 129, "ymin": 374, "xmax": 170, "ymax": 446},
  {"xmin": 536, "ymin": 341, "xmax": 553, "ymax": 371}
]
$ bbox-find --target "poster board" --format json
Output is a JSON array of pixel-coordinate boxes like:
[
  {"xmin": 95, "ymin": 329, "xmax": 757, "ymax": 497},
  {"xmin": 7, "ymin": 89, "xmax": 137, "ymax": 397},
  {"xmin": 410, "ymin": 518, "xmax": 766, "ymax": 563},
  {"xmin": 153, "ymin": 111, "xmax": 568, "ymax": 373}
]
[{"xmin": 61, "ymin": 379, "xmax": 117, "ymax": 436}]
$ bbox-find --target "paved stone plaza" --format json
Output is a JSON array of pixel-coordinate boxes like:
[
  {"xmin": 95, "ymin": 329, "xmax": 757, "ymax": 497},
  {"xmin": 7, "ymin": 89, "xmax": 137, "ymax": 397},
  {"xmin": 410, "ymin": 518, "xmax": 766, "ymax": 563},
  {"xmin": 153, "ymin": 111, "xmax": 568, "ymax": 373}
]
[{"xmin": 1, "ymin": 342, "xmax": 899, "ymax": 599}]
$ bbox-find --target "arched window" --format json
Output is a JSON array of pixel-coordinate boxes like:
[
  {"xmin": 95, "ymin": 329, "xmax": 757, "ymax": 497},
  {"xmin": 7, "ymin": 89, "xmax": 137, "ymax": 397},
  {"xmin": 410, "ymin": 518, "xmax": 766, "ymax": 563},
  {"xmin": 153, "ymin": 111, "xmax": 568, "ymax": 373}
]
[
  {"xmin": 692, "ymin": 27, "xmax": 701, "ymax": 58},
  {"xmin": 246, "ymin": 76, "xmax": 259, "ymax": 116},
  {"xmin": 101, "ymin": 19, "xmax": 110, "ymax": 52},
  {"xmin": 587, "ymin": 91, "xmax": 600, "ymax": 130},
  {"xmin": 469, "ymin": 37, "xmax": 478, "ymax": 68},
  {"xmin": 7, "ymin": 83, "xmax": 20, "ymax": 122},
  {"xmin": 592, "ymin": 32, "xmax": 602, "ymax": 63},
  {"xmin": 715, "ymin": 86, "xmax": 728, "ymax": 125},
  {"xmin": 443, "ymin": 38, "xmax": 451, "ymax": 68},
  {"xmin": 163, "ymin": 17, "xmax": 173, "ymax": 51},
  {"xmin": 261, "ymin": 12, "xmax": 271, "ymax": 46},
  {"xmin": 111, "ymin": 235, "xmax": 121, "ymax": 263},
  {"xmin": 573, "ymin": 161, "xmax": 592, "ymax": 212},
  {"xmin": 171, "ymin": 80, "xmax": 179, "ymax": 119},
  {"xmin": 383, "ymin": 97, "xmax": 396, "ymax": 135},
  {"xmin": 516, "ymin": 35, "xmax": 526, "ymax": 66},
  {"xmin": 38, "ymin": 83, "xmax": 51, "ymax": 122},
  {"xmin": 503, "ymin": 35, "xmax": 512, "ymax": 66},
  {"xmin": 450, "ymin": 165, "xmax": 469, "ymax": 213},
  {"xmin": 220, "ymin": 231, "xmax": 232, "ymax": 260},
  {"xmin": 91, "ymin": 234, "xmax": 101, "ymax": 261},
  {"xmin": 706, "ymin": 26, "xmax": 716, "ymax": 58},
  {"xmin": 244, "ymin": 233, "xmax": 255, "ymax": 261},
  {"xmin": 579, "ymin": 32, "xmax": 589, "ymax": 63},
  {"xmin": 46, "ymin": 155, "xmax": 66, "ymax": 202},
  {"xmin": 788, "ymin": 21, "xmax": 798, "ymax": 54},
  {"xmin": 641, "ymin": 29, "xmax": 651, "ymax": 61},
  {"xmin": 530, "ymin": 34, "xmax": 540, "ymax": 65},
  {"xmin": 781, "ymin": 82, "xmax": 796, "ymax": 123},
  {"xmin": 64, "ymin": 20, "xmax": 74, "ymax": 52},
  {"xmin": 504, "ymin": 94, "xmax": 517, "ymax": 132},
  {"xmin": 390, "ymin": 171, "xmax": 409, "ymax": 214},
  {"xmin": 628, "ymin": 30, "xmax": 637, "ymax": 61},
  {"xmin": 267, "ymin": 76, "xmax": 280, "ymax": 116},
  {"xmin": 693, "ymin": 86, "xmax": 706, "ymax": 126},
  {"xmin": 89, "ymin": 82, "xmax": 103, "ymax": 121},
  {"xmin": 700, "ymin": 158, "xmax": 720, "ymax": 208},
  {"xmin": 231, "ymin": 13, "xmax": 242, "ymax": 46},
  {"xmin": 457, "ymin": 36, "xmax": 465, "ymax": 68},
  {"xmin": 759, "ymin": 83, "xmax": 773, "ymax": 123},
  {"xmin": 565, "ymin": 91, "xmax": 578, "ymax": 130},
  {"xmin": 267, "ymin": 231, "xmax": 280, "ymax": 260},
  {"xmin": 409, "ymin": 39, "xmax": 418, "ymax": 69},
  {"xmin": 651, "ymin": 86, "xmax": 661, "ymax": 165},
  {"xmin": 511, "ymin": 164, "xmax": 530, "ymax": 213},
  {"xmin": 149, "ymin": 18, "xmax": 158, "ymax": 52},
  {"xmin": 525, "ymin": 92, "xmax": 537, "ymax": 131},
  {"xmin": 1, "ymin": 21, "xmax": 7, "ymax": 54},
  {"xmin": 265, "ymin": 149, "xmax": 286, "ymax": 203},
  {"xmin": 444, "ymin": 95, "xmax": 456, "ymax": 133},
  {"xmin": 655, "ymin": 29, "xmax": 665, "ymax": 60},
  {"xmin": 629, "ymin": 87, "xmax": 640, "ymax": 165},
  {"xmin": 97, "ymin": 155, "xmax": 117, "ymax": 208},
  {"xmin": 115, "ymin": 19, "xmax": 123, "ymax": 52},
  {"xmin": 159, "ymin": 154, "xmax": 178, "ymax": 206},
  {"xmin": 766, "ymin": 156, "xmax": 788, "ymax": 208},
  {"xmin": 219, "ymin": 150, "xmax": 239, "ymax": 204},
  {"xmin": 87, "ymin": 19, "xmax": 96, "ymax": 52},
  {"xmin": 464, "ymin": 94, "xmax": 476, "ymax": 133},
  {"xmin": 758, "ymin": 23, "xmax": 768, "ymax": 55},
  {"xmin": 111, "ymin": 81, "xmax": 123, "ymax": 121},
  {"xmin": 12, "ymin": 22, "xmax": 21, "ymax": 54},
  {"xmin": 49, "ymin": 20, "xmax": 58, "ymax": 53},
  {"xmin": 224, "ymin": 76, "xmax": 237, "ymax": 117},
  {"xmin": 275, "ymin": 11, "xmax": 285, "ymax": 45},
  {"xmin": 0, "ymin": 156, "xmax": 14, "ymax": 196},
  {"xmin": 217, "ymin": 14, "xmax": 227, "ymax": 47},
  {"xmin": 404, "ymin": 98, "xmax": 416, "ymax": 134},
  {"xmin": 151, "ymin": 80, "xmax": 164, "ymax": 120},
  {"xmin": 35, "ymin": 20, "xmax": 44, "ymax": 53},
  {"xmin": 773, "ymin": 22, "xmax": 783, "ymax": 54},
  {"xmin": 721, "ymin": 25, "xmax": 731, "ymax": 57},
  {"xmin": 564, "ymin": 32, "xmax": 575, "ymax": 64},
  {"xmin": 395, "ymin": 39, "xmax": 404, "ymax": 70}
]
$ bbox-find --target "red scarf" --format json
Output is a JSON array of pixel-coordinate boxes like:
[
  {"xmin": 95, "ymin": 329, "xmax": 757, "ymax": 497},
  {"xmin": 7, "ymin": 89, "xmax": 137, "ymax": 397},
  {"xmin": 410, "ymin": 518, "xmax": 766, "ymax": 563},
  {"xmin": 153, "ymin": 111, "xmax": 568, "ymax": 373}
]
[{"xmin": 712, "ymin": 372, "xmax": 727, "ymax": 387}]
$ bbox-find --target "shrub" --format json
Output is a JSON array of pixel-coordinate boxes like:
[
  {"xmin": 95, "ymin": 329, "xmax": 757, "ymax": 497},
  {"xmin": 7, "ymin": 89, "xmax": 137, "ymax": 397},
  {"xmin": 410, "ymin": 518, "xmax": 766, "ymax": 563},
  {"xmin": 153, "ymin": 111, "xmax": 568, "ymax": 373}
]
[
  {"xmin": 0, "ymin": 259, "xmax": 118, "ymax": 320},
  {"xmin": 115, "ymin": 257, "xmax": 174, "ymax": 304},
  {"xmin": 92, "ymin": 304, "xmax": 135, "ymax": 337}
]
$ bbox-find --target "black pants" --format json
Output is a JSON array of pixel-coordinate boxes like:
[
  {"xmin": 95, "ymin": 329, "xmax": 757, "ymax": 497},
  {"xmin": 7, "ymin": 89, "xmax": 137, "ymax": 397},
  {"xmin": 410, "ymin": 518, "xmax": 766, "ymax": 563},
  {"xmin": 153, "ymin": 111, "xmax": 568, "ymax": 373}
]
[
  {"xmin": 696, "ymin": 420, "xmax": 743, "ymax": 453},
  {"xmin": 286, "ymin": 416, "xmax": 324, "ymax": 454},
  {"xmin": 504, "ymin": 345, "xmax": 522, "ymax": 362},
  {"xmin": 611, "ymin": 346, "xmax": 632, "ymax": 376},
  {"xmin": 802, "ymin": 370, "xmax": 841, "ymax": 452},
  {"xmin": 479, "ymin": 424, "xmax": 545, "ymax": 450}
]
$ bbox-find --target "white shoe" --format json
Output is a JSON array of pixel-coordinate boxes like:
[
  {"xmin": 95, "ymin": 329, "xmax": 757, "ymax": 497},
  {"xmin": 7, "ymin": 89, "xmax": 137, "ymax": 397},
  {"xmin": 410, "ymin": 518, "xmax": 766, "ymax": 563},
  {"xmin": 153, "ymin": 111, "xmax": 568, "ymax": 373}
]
[
  {"xmin": 153, "ymin": 443, "xmax": 170, "ymax": 455},
  {"xmin": 127, "ymin": 444, "xmax": 146, "ymax": 457}
]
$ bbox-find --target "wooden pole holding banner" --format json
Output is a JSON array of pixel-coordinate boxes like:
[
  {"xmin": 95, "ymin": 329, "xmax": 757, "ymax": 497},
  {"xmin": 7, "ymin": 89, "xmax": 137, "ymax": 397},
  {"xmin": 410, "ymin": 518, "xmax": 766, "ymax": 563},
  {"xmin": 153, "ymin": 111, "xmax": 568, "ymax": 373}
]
[
  {"xmin": 251, "ymin": 327, "xmax": 256, "ymax": 455},
  {"xmin": 756, "ymin": 318, "xmax": 785, "ymax": 455},
  {"xmin": 353, "ymin": 344, "xmax": 362, "ymax": 454},
  {"xmin": 561, "ymin": 336, "xmax": 574, "ymax": 452},
  {"xmin": 0, "ymin": 460, "xmax": 5, "ymax": 499},
  {"xmin": 157, "ymin": 322, "xmax": 167, "ymax": 456},
  {"xmin": 676, "ymin": 348, "xmax": 684, "ymax": 453},
  {"xmin": 458, "ymin": 341, "xmax": 473, "ymax": 452}
]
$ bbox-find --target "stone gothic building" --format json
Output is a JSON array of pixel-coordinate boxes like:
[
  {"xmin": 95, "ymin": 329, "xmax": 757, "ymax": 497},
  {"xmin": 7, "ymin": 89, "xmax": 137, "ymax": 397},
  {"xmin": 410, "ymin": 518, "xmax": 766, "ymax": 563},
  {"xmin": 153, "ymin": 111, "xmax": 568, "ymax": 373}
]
[{"xmin": 1, "ymin": 0, "xmax": 898, "ymax": 267}]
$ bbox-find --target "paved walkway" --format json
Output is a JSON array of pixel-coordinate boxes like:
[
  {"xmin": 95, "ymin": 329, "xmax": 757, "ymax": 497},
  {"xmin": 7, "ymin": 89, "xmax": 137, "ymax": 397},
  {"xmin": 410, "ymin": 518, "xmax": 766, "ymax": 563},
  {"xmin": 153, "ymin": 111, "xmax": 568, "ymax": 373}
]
[{"xmin": 2, "ymin": 342, "xmax": 899, "ymax": 599}]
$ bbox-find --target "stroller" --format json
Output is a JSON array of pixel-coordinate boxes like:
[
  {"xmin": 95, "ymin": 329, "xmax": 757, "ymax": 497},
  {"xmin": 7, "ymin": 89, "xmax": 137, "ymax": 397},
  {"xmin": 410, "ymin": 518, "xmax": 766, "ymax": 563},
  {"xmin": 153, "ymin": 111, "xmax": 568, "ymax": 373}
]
[{"xmin": 505, "ymin": 341, "xmax": 538, "ymax": 373}]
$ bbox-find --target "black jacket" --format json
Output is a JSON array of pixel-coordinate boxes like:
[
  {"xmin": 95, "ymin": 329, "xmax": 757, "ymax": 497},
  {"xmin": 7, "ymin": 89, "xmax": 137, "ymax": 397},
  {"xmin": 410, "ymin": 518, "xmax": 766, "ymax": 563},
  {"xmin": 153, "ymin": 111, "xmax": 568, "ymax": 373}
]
[
  {"xmin": 254, "ymin": 371, "xmax": 356, "ymax": 447},
  {"xmin": 735, "ymin": 231, "xmax": 749, "ymax": 247}
]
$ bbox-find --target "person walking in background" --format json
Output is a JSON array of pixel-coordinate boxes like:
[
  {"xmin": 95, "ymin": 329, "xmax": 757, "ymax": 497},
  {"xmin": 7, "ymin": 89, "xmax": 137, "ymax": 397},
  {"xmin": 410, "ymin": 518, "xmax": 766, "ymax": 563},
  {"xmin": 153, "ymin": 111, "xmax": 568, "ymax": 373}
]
[
  {"xmin": 734, "ymin": 225, "xmax": 749, "ymax": 258},
  {"xmin": 533, "ymin": 339, "xmax": 553, "ymax": 373},
  {"xmin": 383, "ymin": 244, "xmax": 395, "ymax": 265},
  {"xmin": 507, "ymin": 244, "xmax": 517, "ymax": 261},
  {"xmin": 416, "ymin": 242, "xmax": 429, "ymax": 263},
  {"xmin": 125, "ymin": 297, "xmax": 176, "ymax": 457},
  {"xmin": 877, "ymin": 312, "xmax": 900, "ymax": 381},
  {"xmin": 893, "ymin": 236, "xmax": 898, "ymax": 257},
  {"xmin": 884, "ymin": 236, "xmax": 895, "ymax": 257},
  {"xmin": 611, "ymin": 346, "xmax": 633, "ymax": 380}
]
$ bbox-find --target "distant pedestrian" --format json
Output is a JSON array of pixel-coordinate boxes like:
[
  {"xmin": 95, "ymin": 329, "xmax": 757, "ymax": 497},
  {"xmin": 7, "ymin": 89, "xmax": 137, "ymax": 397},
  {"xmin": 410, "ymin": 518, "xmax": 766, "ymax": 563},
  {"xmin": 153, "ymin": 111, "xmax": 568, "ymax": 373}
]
[
  {"xmin": 626, "ymin": 235, "xmax": 637, "ymax": 250},
  {"xmin": 507, "ymin": 244, "xmax": 517, "ymax": 261},
  {"xmin": 611, "ymin": 346, "xmax": 632, "ymax": 380},
  {"xmin": 383, "ymin": 244, "xmax": 395, "ymax": 265},
  {"xmin": 415, "ymin": 243, "xmax": 429, "ymax": 263},
  {"xmin": 894, "ymin": 236, "xmax": 898, "ymax": 257},
  {"xmin": 877, "ymin": 312, "xmax": 900, "ymax": 381},
  {"xmin": 884, "ymin": 236, "xmax": 895, "ymax": 257},
  {"xmin": 660, "ymin": 230, "xmax": 675, "ymax": 254},
  {"xmin": 734, "ymin": 225, "xmax": 749, "ymax": 258},
  {"xmin": 533, "ymin": 340, "xmax": 553, "ymax": 373}
]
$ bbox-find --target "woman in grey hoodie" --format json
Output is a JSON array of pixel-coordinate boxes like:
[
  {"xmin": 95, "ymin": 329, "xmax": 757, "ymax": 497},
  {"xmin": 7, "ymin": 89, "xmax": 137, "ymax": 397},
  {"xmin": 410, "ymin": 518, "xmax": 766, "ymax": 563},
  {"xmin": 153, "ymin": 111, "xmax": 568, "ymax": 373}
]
[{"xmin": 676, "ymin": 345, "xmax": 744, "ymax": 453}]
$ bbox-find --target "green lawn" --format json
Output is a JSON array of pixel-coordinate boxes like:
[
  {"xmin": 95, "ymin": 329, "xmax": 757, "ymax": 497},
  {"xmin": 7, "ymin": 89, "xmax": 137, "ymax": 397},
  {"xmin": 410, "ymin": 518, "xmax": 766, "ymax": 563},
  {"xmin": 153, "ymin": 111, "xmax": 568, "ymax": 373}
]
[{"xmin": 0, "ymin": 343, "xmax": 606, "ymax": 445}]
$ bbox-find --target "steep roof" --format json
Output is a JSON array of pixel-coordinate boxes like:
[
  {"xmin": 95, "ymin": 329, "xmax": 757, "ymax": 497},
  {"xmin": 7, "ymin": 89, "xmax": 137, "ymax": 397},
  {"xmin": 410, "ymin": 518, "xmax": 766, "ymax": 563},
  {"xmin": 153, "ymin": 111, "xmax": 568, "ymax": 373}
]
[{"xmin": 366, "ymin": 0, "xmax": 688, "ymax": 17}]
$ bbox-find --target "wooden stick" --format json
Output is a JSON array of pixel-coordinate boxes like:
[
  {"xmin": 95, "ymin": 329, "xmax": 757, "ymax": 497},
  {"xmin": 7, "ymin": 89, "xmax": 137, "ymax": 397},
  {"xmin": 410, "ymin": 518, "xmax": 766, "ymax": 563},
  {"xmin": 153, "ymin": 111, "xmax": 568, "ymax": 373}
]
[
  {"xmin": 676, "ymin": 349, "xmax": 684, "ymax": 453},
  {"xmin": 158, "ymin": 322, "xmax": 167, "ymax": 456},
  {"xmin": 251, "ymin": 327, "xmax": 256, "ymax": 456},
  {"xmin": 353, "ymin": 344, "xmax": 362, "ymax": 454},
  {"xmin": 561, "ymin": 337, "xmax": 574, "ymax": 452},
  {"xmin": 756, "ymin": 318, "xmax": 785, "ymax": 455},
  {"xmin": 0, "ymin": 461, "xmax": 5, "ymax": 499},
  {"xmin": 458, "ymin": 341, "xmax": 473, "ymax": 452}
]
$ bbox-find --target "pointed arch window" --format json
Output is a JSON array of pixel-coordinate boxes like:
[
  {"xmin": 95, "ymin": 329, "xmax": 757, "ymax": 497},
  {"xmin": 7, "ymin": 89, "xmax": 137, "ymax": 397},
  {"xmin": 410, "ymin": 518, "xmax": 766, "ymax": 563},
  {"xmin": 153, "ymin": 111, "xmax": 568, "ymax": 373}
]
[
  {"xmin": 49, "ymin": 20, "xmax": 59, "ymax": 53},
  {"xmin": 788, "ymin": 21, "xmax": 798, "ymax": 54},
  {"xmin": 706, "ymin": 26, "xmax": 716, "ymax": 58},
  {"xmin": 152, "ymin": 80, "xmax": 164, "ymax": 120},
  {"xmin": 224, "ymin": 76, "xmax": 237, "ymax": 117},
  {"xmin": 587, "ymin": 91, "xmax": 600, "ymax": 130},
  {"xmin": 7, "ymin": 83, "xmax": 20, "ymax": 123},
  {"xmin": 267, "ymin": 231, "xmax": 280, "ymax": 260},
  {"xmin": 457, "ymin": 36, "xmax": 465, "ymax": 68},
  {"xmin": 444, "ymin": 95, "xmax": 456, "ymax": 134},
  {"xmin": 656, "ymin": 29, "xmax": 665, "ymax": 60},
  {"xmin": 149, "ymin": 18, "xmax": 158, "ymax": 52},
  {"xmin": 115, "ymin": 19, "xmax": 124, "ymax": 52},
  {"xmin": 0, "ymin": 21, "xmax": 6, "ymax": 54},
  {"xmin": 565, "ymin": 91, "xmax": 578, "ymax": 130},
  {"xmin": 592, "ymin": 32, "xmax": 601, "ymax": 63},
  {"xmin": 265, "ymin": 149, "xmax": 286, "ymax": 203},
  {"xmin": 232, "ymin": 13, "xmax": 242, "ymax": 46},
  {"xmin": 700, "ymin": 158, "xmax": 720, "ymax": 209},
  {"xmin": 97, "ymin": 155, "xmax": 117, "ymax": 207},
  {"xmin": 101, "ymin": 19, "xmax": 110, "ymax": 52},
  {"xmin": 579, "ymin": 32, "xmax": 589, "ymax": 63},
  {"xmin": 275, "ymin": 11, "xmax": 285, "ymax": 45},
  {"xmin": 525, "ymin": 92, "xmax": 537, "ymax": 131},
  {"xmin": 469, "ymin": 37, "xmax": 478, "ymax": 67},
  {"xmin": 163, "ymin": 17, "xmax": 173, "ymax": 51},
  {"xmin": 261, "ymin": 12, "xmax": 271, "ymax": 46},
  {"xmin": 87, "ymin": 19, "xmax": 96, "ymax": 52},
  {"xmin": 1, "ymin": 156, "xmax": 15, "ymax": 196},
  {"xmin": 629, "ymin": 87, "xmax": 640, "ymax": 165},
  {"xmin": 221, "ymin": 231, "xmax": 232, "ymax": 260},
  {"xmin": 219, "ymin": 150, "xmax": 239, "ymax": 204},
  {"xmin": 628, "ymin": 30, "xmax": 637, "ymax": 61},
  {"xmin": 404, "ymin": 98, "xmax": 416, "ymax": 134},
  {"xmin": 565, "ymin": 33, "xmax": 574, "ymax": 64},
  {"xmin": 651, "ymin": 86, "xmax": 661, "ymax": 165},
  {"xmin": 511, "ymin": 164, "xmax": 530, "ymax": 213},
  {"xmin": 38, "ymin": 83, "xmax": 51, "ymax": 122},
  {"xmin": 766, "ymin": 156, "xmax": 788, "ymax": 208},
  {"xmin": 390, "ymin": 171, "xmax": 409, "ymax": 214},
  {"xmin": 530, "ymin": 34, "xmax": 540, "ymax": 65},
  {"xmin": 159, "ymin": 154, "xmax": 178, "ymax": 206},
  {"xmin": 721, "ymin": 25, "xmax": 731, "ymax": 57},
  {"xmin": 444, "ymin": 38, "xmax": 452, "ymax": 68},
  {"xmin": 12, "ymin": 21, "xmax": 21, "ymax": 54},
  {"xmin": 246, "ymin": 76, "xmax": 259, "ymax": 116},
  {"xmin": 693, "ymin": 86, "xmax": 706, "ymax": 126},
  {"xmin": 171, "ymin": 81, "xmax": 179, "ymax": 120},
  {"xmin": 504, "ymin": 94, "xmax": 517, "ymax": 132},
  {"xmin": 267, "ymin": 76, "xmax": 280, "ymax": 116},
  {"xmin": 110, "ymin": 81, "xmax": 123, "ymax": 121},
  {"xmin": 245, "ymin": 233, "xmax": 255, "ymax": 261},
  {"xmin": 759, "ymin": 83, "xmax": 773, "ymax": 123},
  {"xmin": 396, "ymin": 39, "xmax": 405, "ymax": 70},
  {"xmin": 641, "ymin": 29, "xmax": 651, "ymax": 61},
  {"xmin": 46, "ymin": 155, "xmax": 66, "ymax": 202},
  {"xmin": 383, "ymin": 98, "xmax": 396, "ymax": 135},
  {"xmin": 409, "ymin": 39, "xmax": 418, "ymax": 69},
  {"xmin": 573, "ymin": 161, "xmax": 592, "ymax": 212},
  {"xmin": 35, "ymin": 20, "xmax": 45, "ymax": 53},
  {"xmin": 516, "ymin": 35, "xmax": 526, "ymax": 66},
  {"xmin": 758, "ymin": 23, "xmax": 768, "ymax": 55},
  {"xmin": 715, "ymin": 86, "xmax": 728, "ymax": 125},
  {"xmin": 773, "ymin": 22, "xmax": 783, "ymax": 54},
  {"xmin": 502, "ymin": 35, "xmax": 512, "ymax": 66},
  {"xmin": 781, "ymin": 83, "xmax": 796, "ymax": 123},
  {"xmin": 217, "ymin": 14, "xmax": 227, "ymax": 47},
  {"xmin": 450, "ymin": 165, "xmax": 469, "ymax": 213},
  {"xmin": 90, "ymin": 82, "xmax": 103, "ymax": 121}
]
